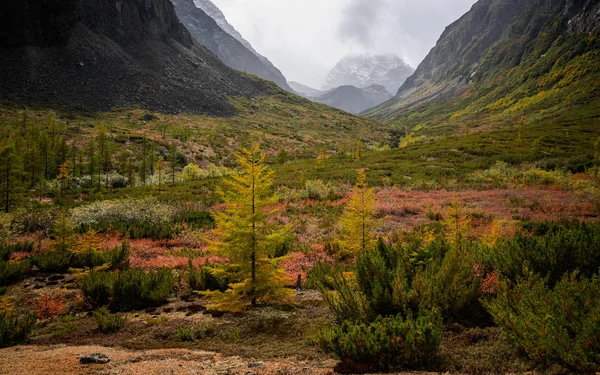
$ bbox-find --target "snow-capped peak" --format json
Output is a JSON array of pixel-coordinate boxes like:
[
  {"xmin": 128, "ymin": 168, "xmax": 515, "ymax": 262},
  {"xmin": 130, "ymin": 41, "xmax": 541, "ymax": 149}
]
[{"xmin": 322, "ymin": 54, "xmax": 415, "ymax": 94}]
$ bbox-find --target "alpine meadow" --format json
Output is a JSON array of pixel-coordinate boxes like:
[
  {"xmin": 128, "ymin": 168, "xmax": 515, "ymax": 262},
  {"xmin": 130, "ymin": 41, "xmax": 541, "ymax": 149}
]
[{"xmin": 0, "ymin": 0, "xmax": 599, "ymax": 374}]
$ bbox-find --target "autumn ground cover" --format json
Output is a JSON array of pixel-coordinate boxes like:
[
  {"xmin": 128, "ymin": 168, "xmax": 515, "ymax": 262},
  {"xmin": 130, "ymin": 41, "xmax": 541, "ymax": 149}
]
[{"xmin": 1, "ymin": 102, "xmax": 599, "ymax": 373}]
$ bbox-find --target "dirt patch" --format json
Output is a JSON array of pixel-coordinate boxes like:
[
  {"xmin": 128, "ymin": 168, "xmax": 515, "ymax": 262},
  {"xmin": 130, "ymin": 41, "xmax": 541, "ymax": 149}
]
[{"xmin": 0, "ymin": 345, "xmax": 340, "ymax": 375}]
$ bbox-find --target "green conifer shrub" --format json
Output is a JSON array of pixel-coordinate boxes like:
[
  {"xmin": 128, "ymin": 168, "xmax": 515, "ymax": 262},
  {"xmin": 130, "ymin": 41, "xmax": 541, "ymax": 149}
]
[
  {"xmin": 0, "ymin": 311, "xmax": 36, "ymax": 348},
  {"xmin": 484, "ymin": 272, "xmax": 600, "ymax": 373},
  {"xmin": 315, "ymin": 311, "xmax": 442, "ymax": 372},
  {"xmin": 93, "ymin": 306, "xmax": 127, "ymax": 333}
]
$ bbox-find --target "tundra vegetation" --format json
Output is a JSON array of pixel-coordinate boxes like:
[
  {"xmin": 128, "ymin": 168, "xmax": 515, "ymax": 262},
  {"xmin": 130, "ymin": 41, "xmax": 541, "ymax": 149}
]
[{"xmin": 0, "ymin": 98, "xmax": 599, "ymax": 374}]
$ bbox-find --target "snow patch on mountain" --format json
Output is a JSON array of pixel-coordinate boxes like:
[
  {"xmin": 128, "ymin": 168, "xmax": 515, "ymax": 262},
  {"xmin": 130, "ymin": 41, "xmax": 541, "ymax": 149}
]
[{"xmin": 322, "ymin": 54, "xmax": 414, "ymax": 94}]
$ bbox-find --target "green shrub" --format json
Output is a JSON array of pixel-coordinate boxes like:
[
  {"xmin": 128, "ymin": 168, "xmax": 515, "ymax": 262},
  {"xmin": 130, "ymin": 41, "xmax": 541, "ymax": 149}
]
[
  {"xmin": 112, "ymin": 269, "xmax": 174, "ymax": 311},
  {"xmin": 488, "ymin": 221, "xmax": 600, "ymax": 287},
  {"xmin": 484, "ymin": 273, "xmax": 600, "ymax": 374},
  {"xmin": 174, "ymin": 211, "xmax": 215, "ymax": 230},
  {"xmin": 177, "ymin": 326, "xmax": 194, "ymax": 342},
  {"xmin": 0, "ymin": 311, "xmax": 36, "ymax": 348},
  {"xmin": 316, "ymin": 237, "xmax": 482, "ymax": 324},
  {"xmin": 82, "ymin": 269, "xmax": 174, "ymax": 311},
  {"xmin": 0, "ymin": 259, "xmax": 32, "ymax": 286},
  {"xmin": 93, "ymin": 307, "xmax": 127, "ymax": 333},
  {"xmin": 0, "ymin": 242, "xmax": 34, "ymax": 261},
  {"xmin": 315, "ymin": 311, "xmax": 443, "ymax": 372},
  {"xmin": 81, "ymin": 271, "xmax": 115, "ymax": 309},
  {"xmin": 108, "ymin": 242, "xmax": 130, "ymax": 270},
  {"xmin": 412, "ymin": 244, "xmax": 485, "ymax": 324},
  {"xmin": 187, "ymin": 259, "xmax": 226, "ymax": 292},
  {"xmin": 0, "ymin": 247, "xmax": 10, "ymax": 262},
  {"xmin": 33, "ymin": 250, "xmax": 70, "ymax": 273}
]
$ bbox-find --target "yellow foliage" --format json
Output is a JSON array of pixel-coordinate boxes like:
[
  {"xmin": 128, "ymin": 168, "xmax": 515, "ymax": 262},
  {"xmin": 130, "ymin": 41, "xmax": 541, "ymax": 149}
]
[
  {"xmin": 71, "ymin": 229, "xmax": 102, "ymax": 255},
  {"xmin": 0, "ymin": 295, "xmax": 14, "ymax": 315},
  {"xmin": 69, "ymin": 263, "xmax": 111, "ymax": 283},
  {"xmin": 207, "ymin": 143, "xmax": 293, "ymax": 311},
  {"xmin": 339, "ymin": 170, "xmax": 376, "ymax": 255},
  {"xmin": 443, "ymin": 197, "xmax": 472, "ymax": 246}
]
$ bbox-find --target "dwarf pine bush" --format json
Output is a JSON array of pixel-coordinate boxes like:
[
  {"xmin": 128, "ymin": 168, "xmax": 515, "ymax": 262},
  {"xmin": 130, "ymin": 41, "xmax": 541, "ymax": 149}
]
[
  {"xmin": 82, "ymin": 269, "xmax": 174, "ymax": 311},
  {"xmin": 33, "ymin": 250, "xmax": 70, "ymax": 273},
  {"xmin": 93, "ymin": 307, "xmax": 127, "ymax": 333},
  {"xmin": 315, "ymin": 311, "xmax": 443, "ymax": 372},
  {"xmin": 484, "ymin": 272, "xmax": 600, "ymax": 373},
  {"xmin": 0, "ymin": 311, "xmax": 36, "ymax": 348},
  {"xmin": 0, "ymin": 259, "xmax": 32, "ymax": 286},
  {"xmin": 486, "ymin": 220, "xmax": 600, "ymax": 287}
]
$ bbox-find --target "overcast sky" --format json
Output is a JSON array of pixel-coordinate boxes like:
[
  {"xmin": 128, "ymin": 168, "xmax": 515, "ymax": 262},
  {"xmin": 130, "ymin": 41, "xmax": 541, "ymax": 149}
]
[{"xmin": 211, "ymin": 0, "xmax": 478, "ymax": 88}]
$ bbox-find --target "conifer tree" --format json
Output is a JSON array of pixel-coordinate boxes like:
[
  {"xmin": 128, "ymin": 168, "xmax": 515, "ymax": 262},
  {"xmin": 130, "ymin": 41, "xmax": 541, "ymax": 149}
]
[
  {"xmin": 443, "ymin": 197, "xmax": 471, "ymax": 248},
  {"xmin": 56, "ymin": 161, "xmax": 69, "ymax": 196},
  {"xmin": 168, "ymin": 144, "xmax": 178, "ymax": 185},
  {"xmin": 51, "ymin": 211, "xmax": 75, "ymax": 252},
  {"xmin": 339, "ymin": 169, "xmax": 375, "ymax": 255},
  {"xmin": 208, "ymin": 143, "xmax": 292, "ymax": 311},
  {"xmin": 155, "ymin": 157, "xmax": 164, "ymax": 192},
  {"xmin": 0, "ymin": 142, "xmax": 22, "ymax": 213},
  {"xmin": 140, "ymin": 137, "xmax": 148, "ymax": 186}
]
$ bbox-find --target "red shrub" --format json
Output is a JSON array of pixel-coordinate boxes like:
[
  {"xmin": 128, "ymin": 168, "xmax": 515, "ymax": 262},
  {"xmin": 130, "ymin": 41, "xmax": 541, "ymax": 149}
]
[{"xmin": 29, "ymin": 290, "xmax": 65, "ymax": 320}]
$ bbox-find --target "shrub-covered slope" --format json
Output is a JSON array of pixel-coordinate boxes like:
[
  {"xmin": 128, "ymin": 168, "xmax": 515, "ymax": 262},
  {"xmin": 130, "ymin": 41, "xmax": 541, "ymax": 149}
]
[{"xmin": 367, "ymin": 0, "xmax": 600, "ymax": 138}]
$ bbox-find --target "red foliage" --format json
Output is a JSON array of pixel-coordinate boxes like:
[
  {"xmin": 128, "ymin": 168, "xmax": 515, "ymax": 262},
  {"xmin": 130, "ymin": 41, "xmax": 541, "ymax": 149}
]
[
  {"xmin": 479, "ymin": 270, "xmax": 500, "ymax": 295},
  {"xmin": 280, "ymin": 245, "xmax": 334, "ymax": 283},
  {"xmin": 29, "ymin": 290, "xmax": 65, "ymax": 320}
]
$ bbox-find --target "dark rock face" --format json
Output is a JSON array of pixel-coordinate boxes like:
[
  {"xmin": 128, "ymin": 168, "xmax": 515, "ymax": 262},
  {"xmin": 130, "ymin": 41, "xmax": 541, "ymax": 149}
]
[
  {"xmin": 171, "ymin": 0, "xmax": 292, "ymax": 92},
  {"xmin": 370, "ymin": 0, "xmax": 600, "ymax": 119},
  {"xmin": 0, "ymin": 0, "xmax": 271, "ymax": 115},
  {"xmin": 314, "ymin": 85, "xmax": 393, "ymax": 115}
]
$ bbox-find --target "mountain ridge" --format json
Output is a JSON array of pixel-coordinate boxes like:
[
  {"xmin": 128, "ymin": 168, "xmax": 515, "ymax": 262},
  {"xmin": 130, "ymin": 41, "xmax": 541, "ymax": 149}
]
[
  {"xmin": 174, "ymin": 0, "xmax": 292, "ymax": 91},
  {"xmin": 0, "ymin": 0, "xmax": 272, "ymax": 116},
  {"xmin": 368, "ymin": 0, "xmax": 600, "ymax": 121}
]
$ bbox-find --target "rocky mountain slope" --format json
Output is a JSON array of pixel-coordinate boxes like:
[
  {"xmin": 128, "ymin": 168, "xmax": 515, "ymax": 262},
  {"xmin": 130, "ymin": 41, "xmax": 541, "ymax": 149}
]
[
  {"xmin": 173, "ymin": 0, "xmax": 292, "ymax": 91},
  {"xmin": 322, "ymin": 54, "xmax": 414, "ymax": 94},
  {"xmin": 0, "ymin": 0, "xmax": 272, "ymax": 116},
  {"xmin": 368, "ymin": 0, "xmax": 600, "ymax": 123}
]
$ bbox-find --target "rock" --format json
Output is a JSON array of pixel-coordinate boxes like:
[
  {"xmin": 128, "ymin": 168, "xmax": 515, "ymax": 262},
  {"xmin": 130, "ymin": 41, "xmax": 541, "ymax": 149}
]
[
  {"xmin": 248, "ymin": 361, "xmax": 265, "ymax": 368},
  {"xmin": 79, "ymin": 353, "xmax": 110, "ymax": 364}
]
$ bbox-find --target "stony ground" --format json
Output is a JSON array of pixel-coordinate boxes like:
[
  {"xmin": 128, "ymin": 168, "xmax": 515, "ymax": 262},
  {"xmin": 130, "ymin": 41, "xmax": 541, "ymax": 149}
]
[{"xmin": 0, "ymin": 345, "xmax": 442, "ymax": 375}]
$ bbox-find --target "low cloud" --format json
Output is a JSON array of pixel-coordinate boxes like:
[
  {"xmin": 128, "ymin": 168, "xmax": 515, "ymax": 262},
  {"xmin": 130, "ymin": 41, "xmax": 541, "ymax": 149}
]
[{"xmin": 338, "ymin": 0, "xmax": 386, "ymax": 47}]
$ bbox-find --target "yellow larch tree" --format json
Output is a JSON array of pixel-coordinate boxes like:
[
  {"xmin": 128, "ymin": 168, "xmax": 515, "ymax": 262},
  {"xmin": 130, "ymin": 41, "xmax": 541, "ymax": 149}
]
[
  {"xmin": 339, "ymin": 169, "xmax": 376, "ymax": 256},
  {"xmin": 208, "ymin": 143, "xmax": 292, "ymax": 311}
]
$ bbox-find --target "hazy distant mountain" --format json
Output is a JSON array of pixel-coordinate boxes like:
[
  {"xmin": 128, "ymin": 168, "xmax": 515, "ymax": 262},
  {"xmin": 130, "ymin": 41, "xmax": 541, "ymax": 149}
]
[
  {"xmin": 315, "ymin": 85, "xmax": 393, "ymax": 114},
  {"xmin": 289, "ymin": 81, "xmax": 325, "ymax": 98},
  {"xmin": 323, "ymin": 54, "xmax": 414, "ymax": 94},
  {"xmin": 172, "ymin": 0, "xmax": 292, "ymax": 91},
  {"xmin": 290, "ymin": 81, "xmax": 392, "ymax": 115}
]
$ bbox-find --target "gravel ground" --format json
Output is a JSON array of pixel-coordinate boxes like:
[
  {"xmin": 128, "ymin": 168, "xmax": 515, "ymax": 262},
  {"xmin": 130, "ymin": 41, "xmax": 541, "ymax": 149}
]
[{"xmin": 0, "ymin": 345, "xmax": 441, "ymax": 375}]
